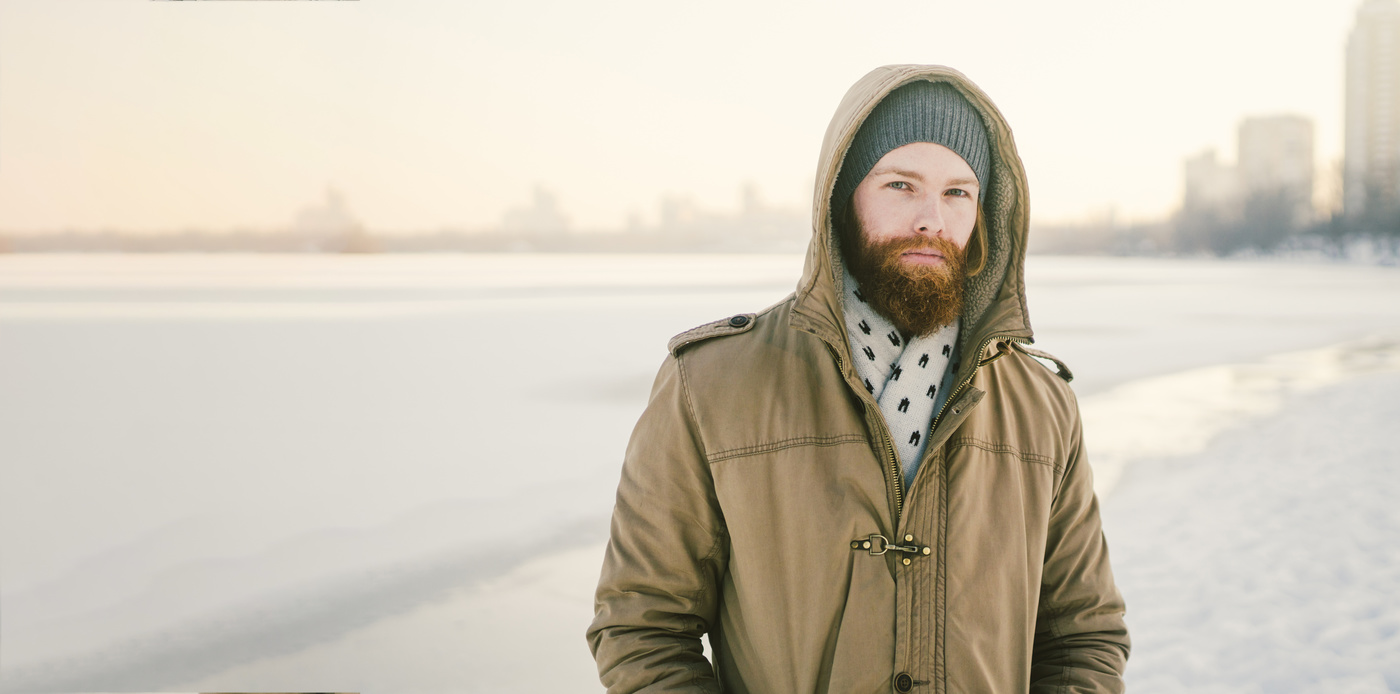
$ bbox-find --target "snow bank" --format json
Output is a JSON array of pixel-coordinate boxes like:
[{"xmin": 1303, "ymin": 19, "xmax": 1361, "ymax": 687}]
[{"xmin": 1104, "ymin": 372, "xmax": 1400, "ymax": 693}]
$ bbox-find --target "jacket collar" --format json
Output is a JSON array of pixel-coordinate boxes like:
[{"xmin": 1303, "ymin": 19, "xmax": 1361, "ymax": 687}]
[{"xmin": 790, "ymin": 65, "xmax": 1036, "ymax": 385}]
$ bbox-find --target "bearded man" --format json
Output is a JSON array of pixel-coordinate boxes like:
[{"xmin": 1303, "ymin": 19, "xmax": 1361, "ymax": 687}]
[{"xmin": 588, "ymin": 65, "xmax": 1130, "ymax": 693}]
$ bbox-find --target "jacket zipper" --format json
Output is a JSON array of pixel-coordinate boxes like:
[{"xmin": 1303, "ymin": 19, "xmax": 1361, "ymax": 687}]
[
  {"xmin": 928, "ymin": 334, "xmax": 1027, "ymax": 435},
  {"xmin": 830, "ymin": 332, "xmax": 1027, "ymax": 522},
  {"xmin": 827, "ymin": 341, "xmax": 906, "ymax": 520},
  {"xmin": 881, "ymin": 423, "xmax": 902, "ymax": 518},
  {"xmin": 892, "ymin": 334, "xmax": 1027, "ymax": 520}
]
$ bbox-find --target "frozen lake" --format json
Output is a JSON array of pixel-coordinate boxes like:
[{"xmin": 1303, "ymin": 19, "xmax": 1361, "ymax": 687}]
[{"xmin": 2, "ymin": 253, "xmax": 1399, "ymax": 692}]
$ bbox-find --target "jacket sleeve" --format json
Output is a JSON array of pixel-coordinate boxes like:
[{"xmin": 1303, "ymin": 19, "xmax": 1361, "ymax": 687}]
[
  {"xmin": 587, "ymin": 353, "xmax": 728, "ymax": 693},
  {"xmin": 1029, "ymin": 398, "xmax": 1131, "ymax": 693}
]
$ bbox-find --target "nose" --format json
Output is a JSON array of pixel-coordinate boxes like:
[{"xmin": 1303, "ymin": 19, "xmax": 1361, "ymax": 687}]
[{"xmin": 912, "ymin": 198, "xmax": 945, "ymax": 237}]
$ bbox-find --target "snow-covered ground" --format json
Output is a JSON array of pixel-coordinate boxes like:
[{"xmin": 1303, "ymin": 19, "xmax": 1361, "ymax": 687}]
[
  {"xmin": 1107, "ymin": 371, "xmax": 1400, "ymax": 694},
  {"xmin": 1, "ymin": 253, "xmax": 1398, "ymax": 693}
]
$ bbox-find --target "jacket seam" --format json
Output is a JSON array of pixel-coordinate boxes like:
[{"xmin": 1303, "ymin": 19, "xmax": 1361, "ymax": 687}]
[
  {"xmin": 756, "ymin": 297, "xmax": 789, "ymax": 318},
  {"xmin": 674, "ymin": 352, "xmax": 728, "ymax": 694},
  {"xmin": 676, "ymin": 354, "xmax": 706, "ymax": 456},
  {"xmin": 937, "ymin": 446, "xmax": 949, "ymax": 693},
  {"xmin": 1046, "ymin": 587, "xmax": 1069, "ymax": 694},
  {"xmin": 947, "ymin": 436, "xmax": 1056, "ymax": 469},
  {"xmin": 1054, "ymin": 393, "xmax": 1084, "ymax": 504},
  {"xmin": 706, "ymin": 434, "xmax": 868, "ymax": 463},
  {"xmin": 693, "ymin": 527, "xmax": 728, "ymax": 690}
]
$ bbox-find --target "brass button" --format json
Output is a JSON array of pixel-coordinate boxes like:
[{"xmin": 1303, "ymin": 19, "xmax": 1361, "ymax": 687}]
[
  {"xmin": 862, "ymin": 540, "xmax": 871, "ymax": 549},
  {"xmin": 904, "ymin": 534, "xmax": 914, "ymax": 542},
  {"xmin": 902, "ymin": 557, "xmax": 911, "ymax": 566},
  {"xmin": 922, "ymin": 547, "xmax": 931, "ymax": 555}
]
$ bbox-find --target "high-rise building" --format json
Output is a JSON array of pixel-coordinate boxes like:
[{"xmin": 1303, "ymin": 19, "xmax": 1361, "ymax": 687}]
[
  {"xmin": 1344, "ymin": 0, "xmax": 1400, "ymax": 218},
  {"xmin": 1182, "ymin": 148, "xmax": 1241, "ymax": 219},
  {"xmin": 501, "ymin": 185, "xmax": 571, "ymax": 234},
  {"xmin": 1180, "ymin": 116, "xmax": 1314, "ymax": 223},
  {"xmin": 1238, "ymin": 115, "xmax": 1315, "ymax": 226},
  {"xmin": 1178, "ymin": 115, "xmax": 1315, "ymax": 253}
]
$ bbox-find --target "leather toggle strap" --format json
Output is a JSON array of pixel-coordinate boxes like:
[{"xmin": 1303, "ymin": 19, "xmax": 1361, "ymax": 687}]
[
  {"xmin": 977, "ymin": 340, "xmax": 1014, "ymax": 367},
  {"xmin": 849, "ymin": 533, "xmax": 931, "ymax": 557}
]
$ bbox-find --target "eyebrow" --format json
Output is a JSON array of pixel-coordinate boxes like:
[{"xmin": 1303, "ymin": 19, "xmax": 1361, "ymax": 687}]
[
  {"xmin": 870, "ymin": 168, "xmax": 979, "ymax": 188},
  {"xmin": 869, "ymin": 166, "xmax": 924, "ymax": 181}
]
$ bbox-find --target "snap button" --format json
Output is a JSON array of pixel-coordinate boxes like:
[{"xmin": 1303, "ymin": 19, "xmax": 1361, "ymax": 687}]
[
  {"xmin": 894, "ymin": 672, "xmax": 914, "ymax": 692},
  {"xmin": 728, "ymin": 315, "xmax": 750, "ymax": 328}
]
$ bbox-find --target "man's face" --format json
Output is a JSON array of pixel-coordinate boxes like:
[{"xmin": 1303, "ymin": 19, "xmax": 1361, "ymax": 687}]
[
  {"xmin": 852, "ymin": 141, "xmax": 979, "ymax": 261},
  {"xmin": 844, "ymin": 142, "xmax": 980, "ymax": 338}
]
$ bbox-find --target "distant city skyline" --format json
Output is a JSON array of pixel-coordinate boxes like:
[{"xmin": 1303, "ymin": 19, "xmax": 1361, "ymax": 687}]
[
  {"xmin": 280, "ymin": 182, "xmax": 805, "ymax": 236},
  {"xmin": 0, "ymin": 0, "xmax": 1358, "ymax": 234}
]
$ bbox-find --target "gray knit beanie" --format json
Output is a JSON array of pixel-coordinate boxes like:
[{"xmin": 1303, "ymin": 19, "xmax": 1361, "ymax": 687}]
[{"xmin": 832, "ymin": 80, "xmax": 990, "ymax": 221}]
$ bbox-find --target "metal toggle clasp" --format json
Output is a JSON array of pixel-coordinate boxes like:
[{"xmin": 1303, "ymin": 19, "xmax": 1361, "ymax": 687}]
[{"xmin": 849, "ymin": 533, "xmax": 930, "ymax": 557}]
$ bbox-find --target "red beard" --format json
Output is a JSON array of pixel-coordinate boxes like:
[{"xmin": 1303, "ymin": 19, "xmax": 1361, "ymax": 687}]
[{"xmin": 844, "ymin": 232, "xmax": 966, "ymax": 338}]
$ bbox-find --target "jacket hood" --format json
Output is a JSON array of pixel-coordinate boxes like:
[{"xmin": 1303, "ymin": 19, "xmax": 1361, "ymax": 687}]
[{"xmin": 790, "ymin": 64, "xmax": 1034, "ymax": 379}]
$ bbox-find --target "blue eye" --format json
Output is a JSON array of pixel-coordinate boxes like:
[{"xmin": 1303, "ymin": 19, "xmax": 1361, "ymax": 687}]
[
  {"xmin": 888, "ymin": 181, "xmax": 910, "ymax": 190},
  {"xmin": 947, "ymin": 188, "xmax": 969, "ymax": 197}
]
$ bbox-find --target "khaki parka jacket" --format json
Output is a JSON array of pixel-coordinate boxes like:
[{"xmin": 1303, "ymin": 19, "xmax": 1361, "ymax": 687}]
[{"xmin": 588, "ymin": 65, "xmax": 1129, "ymax": 694}]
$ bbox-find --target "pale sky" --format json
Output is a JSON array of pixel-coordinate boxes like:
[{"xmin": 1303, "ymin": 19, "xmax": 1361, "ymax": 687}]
[{"xmin": 0, "ymin": 0, "xmax": 1359, "ymax": 234}]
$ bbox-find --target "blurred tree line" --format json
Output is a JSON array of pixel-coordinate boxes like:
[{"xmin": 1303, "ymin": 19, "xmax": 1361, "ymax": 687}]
[{"xmin": 1176, "ymin": 192, "xmax": 1400, "ymax": 261}]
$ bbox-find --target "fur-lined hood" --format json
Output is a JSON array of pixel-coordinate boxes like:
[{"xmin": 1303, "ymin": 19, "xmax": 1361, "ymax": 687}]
[{"xmin": 790, "ymin": 64, "xmax": 1035, "ymax": 380}]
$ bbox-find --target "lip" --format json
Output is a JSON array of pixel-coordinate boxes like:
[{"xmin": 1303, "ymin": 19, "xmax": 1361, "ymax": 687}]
[{"xmin": 900, "ymin": 250, "xmax": 946, "ymax": 265}]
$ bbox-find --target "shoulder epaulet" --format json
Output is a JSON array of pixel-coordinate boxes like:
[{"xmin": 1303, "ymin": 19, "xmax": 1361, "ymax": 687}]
[
  {"xmin": 667, "ymin": 313, "xmax": 758, "ymax": 356},
  {"xmin": 1010, "ymin": 341, "xmax": 1074, "ymax": 383}
]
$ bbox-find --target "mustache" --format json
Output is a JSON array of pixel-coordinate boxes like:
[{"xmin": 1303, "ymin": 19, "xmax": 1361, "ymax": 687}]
[{"xmin": 866, "ymin": 235, "xmax": 962, "ymax": 256}]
